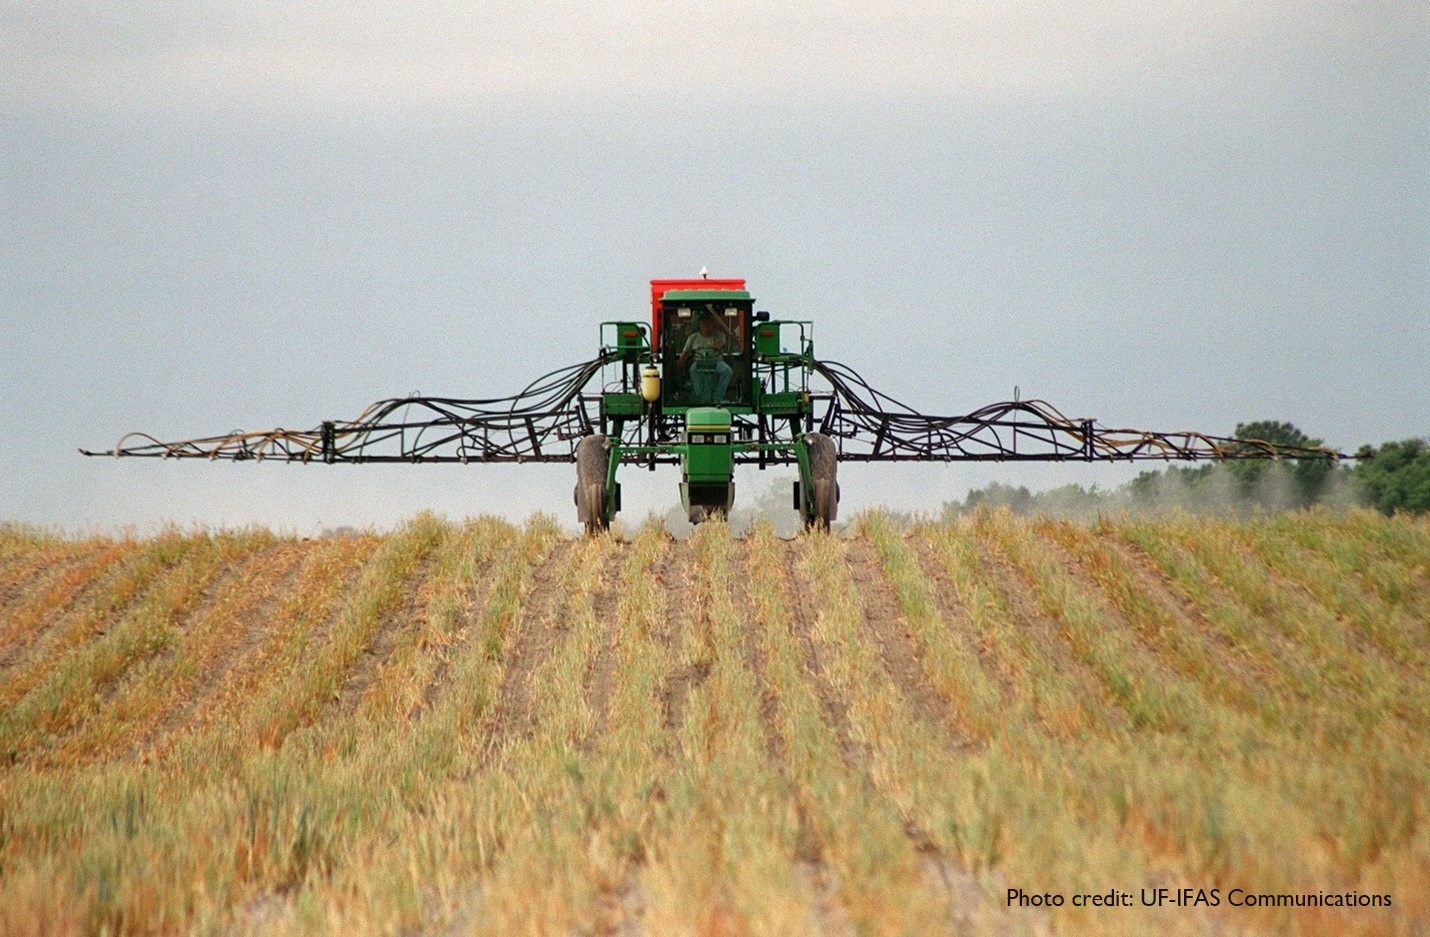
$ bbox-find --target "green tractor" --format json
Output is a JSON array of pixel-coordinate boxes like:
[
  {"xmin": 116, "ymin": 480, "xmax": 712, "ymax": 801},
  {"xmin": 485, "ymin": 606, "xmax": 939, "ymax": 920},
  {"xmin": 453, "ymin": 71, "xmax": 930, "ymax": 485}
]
[
  {"xmin": 83, "ymin": 274, "xmax": 1354, "ymax": 532},
  {"xmin": 577, "ymin": 278, "xmax": 838, "ymax": 533}
]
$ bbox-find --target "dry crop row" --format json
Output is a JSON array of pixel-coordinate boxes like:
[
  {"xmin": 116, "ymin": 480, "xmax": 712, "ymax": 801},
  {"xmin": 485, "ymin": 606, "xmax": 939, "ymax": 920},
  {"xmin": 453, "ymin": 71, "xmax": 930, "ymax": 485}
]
[{"xmin": 0, "ymin": 509, "xmax": 1424, "ymax": 936}]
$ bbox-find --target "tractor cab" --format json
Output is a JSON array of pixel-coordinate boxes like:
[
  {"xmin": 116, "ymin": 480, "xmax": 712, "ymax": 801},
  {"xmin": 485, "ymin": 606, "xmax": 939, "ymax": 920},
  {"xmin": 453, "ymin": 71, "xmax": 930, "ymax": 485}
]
[
  {"xmin": 655, "ymin": 288, "xmax": 754, "ymax": 410},
  {"xmin": 649, "ymin": 278, "xmax": 751, "ymax": 410}
]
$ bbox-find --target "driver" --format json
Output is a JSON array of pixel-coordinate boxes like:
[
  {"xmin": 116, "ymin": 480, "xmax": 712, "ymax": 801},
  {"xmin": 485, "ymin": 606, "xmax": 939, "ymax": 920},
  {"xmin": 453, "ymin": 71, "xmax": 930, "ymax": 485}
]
[{"xmin": 676, "ymin": 310, "xmax": 733, "ymax": 404}]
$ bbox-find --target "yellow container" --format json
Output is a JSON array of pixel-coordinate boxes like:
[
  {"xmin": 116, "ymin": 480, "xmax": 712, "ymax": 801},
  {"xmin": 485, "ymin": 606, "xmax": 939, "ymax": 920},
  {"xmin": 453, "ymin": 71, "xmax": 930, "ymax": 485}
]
[{"xmin": 641, "ymin": 366, "xmax": 661, "ymax": 403}]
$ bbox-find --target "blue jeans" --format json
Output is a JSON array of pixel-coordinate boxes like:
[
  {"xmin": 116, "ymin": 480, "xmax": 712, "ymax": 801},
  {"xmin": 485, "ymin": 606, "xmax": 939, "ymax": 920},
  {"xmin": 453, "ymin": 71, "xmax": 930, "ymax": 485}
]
[{"xmin": 691, "ymin": 359, "xmax": 733, "ymax": 404}]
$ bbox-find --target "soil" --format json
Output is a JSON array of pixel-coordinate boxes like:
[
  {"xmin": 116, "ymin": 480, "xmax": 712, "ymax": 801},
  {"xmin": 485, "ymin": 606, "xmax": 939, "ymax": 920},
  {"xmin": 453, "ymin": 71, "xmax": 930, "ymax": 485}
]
[
  {"xmin": 780, "ymin": 538, "xmax": 863, "ymax": 770},
  {"xmin": 136, "ymin": 543, "xmax": 309, "ymax": 760},
  {"xmin": 0, "ymin": 542, "xmax": 133, "ymax": 682},
  {"xmin": 733, "ymin": 545, "xmax": 787, "ymax": 766},
  {"xmin": 484, "ymin": 539, "xmax": 576, "ymax": 749},
  {"xmin": 656, "ymin": 536, "xmax": 701, "ymax": 737},
  {"xmin": 967, "ymin": 529, "xmax": 1129, "ymax": 732},
  {"xmin": 845, "ymin": 537, "xmax": 966, "ymax": 749},
  {"xmin": 331, "ymin": 544, "xmax": 442, "ymax": 719},
  {"xmin": 910, "ymin": 534, "xmax": 1014, "ymax": 703},
  {"xmin": 581, "ymin": 545, "xmax": 626, "ymax": 740},
  {"xmin": 417, "ymin": 548, "xmax": 499, "ymax": 715}
]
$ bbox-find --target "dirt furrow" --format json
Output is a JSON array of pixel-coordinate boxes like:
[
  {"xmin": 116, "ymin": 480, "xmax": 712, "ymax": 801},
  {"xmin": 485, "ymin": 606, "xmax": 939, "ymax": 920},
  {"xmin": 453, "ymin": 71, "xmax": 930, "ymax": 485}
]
[
  {"xmin": 657, "ymin": 536, "xmax": 705, "ymax": 739},
  {"xmin": 292, "ymin": 548, "xmax": 371, "ymax": 659},
  {"xmin": 1109, "ymin": 528, "xmax": 1326, "ymax": 689},
  {"xmin": 731, "ymin": 544, "xmax": 786, "ymax": 766},
  {"xmin": 780, "ymin": 538, "xmax": 862, "ymax": 770},
  {"xmin": 417, "ymin": 552, "xmax": 500, "ymax": 714},
  {"xmin": 1240, "ymin": 524, "xmax": 1429, "ymax": 662},
  {"xmin": 37, "ymin": 540, "xmax": 279, "ymax": 765},
  {"xmin": 649, "ymin": 535, "xmax": 691, "ymax": 653},
  {"xmin": 484, "ymin": 539, "xmax": 577, "ymax": 748},
  {"xmin": 0, "ymin": 541, "xmax": 88, "ymax": 612},
  {"xmin": 1032, "ymin": 528, "xmax": 1190, "ymax": 675},
  {"xmin": 844, "ymin": 538, "xmax": 965, "ymax": 749},
  {"xmin": 0, "ymin": 539, "xmax": 243, "ymax": 760},
  {"xmin": 0, "ymin": 545, "xmax": 44, "ymax": 590},
  {"xmin": 1076, "ymin": 530, "xmax": 1273, "ymax": 700},
  {"xmin": 134, "ymin": 544, "xmax": 311, "ymax": 759},
  {"xmin": 1103, "ymin": 534, "xmax": 1237, "ymax": 644},
  {"xmin": 0, "ymin": 542, "xmax": 133, "ymax": 680},
  {"xmin": 581, "ymin": 544, "xmax": 627, "ymax": 745},
  {"xmin": 202, "ymin": 537, "xmax": 380, "ymax": 753},
  {"xmin": 968, "ymin": 534, "xmax": 1128, "ymax": 731},
  {"xmin": 332, "ymin": 547, "xmax": 442, "ymax": 719},
  {"xmin": 1111, "ymin": 531, "xmax": 1258, "ymax": 637},
  {"xmin": 0, "ymin": 541, "xmax": 102, "ymax": 624},
  {"xmin": 0, "ymin": 543, "xmax": 192, "ymax": 711},
  {"xmin": 909, "ymin": 536, "xmax": 1013, "ymax": 702},
  {"xmin": 87, "ymin": 542, "xmax": 272, "ymax": 709},
  {"xmin": 1230, "ymin": 528, "xmax": 1413, "ymax": 675}
]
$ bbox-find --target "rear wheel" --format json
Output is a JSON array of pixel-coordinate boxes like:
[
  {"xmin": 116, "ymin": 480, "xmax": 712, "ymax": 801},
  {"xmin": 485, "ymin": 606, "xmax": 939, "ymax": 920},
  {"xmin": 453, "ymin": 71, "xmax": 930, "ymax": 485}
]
[
  {"xmin": 574, "ymin": 434, "xmax": 610, "ymax": 535},
  {"xmin": 803, "ymin": 432, "xmax": 838, "ymax": 530}
]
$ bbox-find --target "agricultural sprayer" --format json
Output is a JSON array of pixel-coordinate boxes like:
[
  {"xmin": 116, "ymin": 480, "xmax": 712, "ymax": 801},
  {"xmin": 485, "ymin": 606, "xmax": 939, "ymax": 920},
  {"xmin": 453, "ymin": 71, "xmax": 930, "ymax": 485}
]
[{"xmin": 84, "ymin": 276, "xmax": 1351, "ymax": 532}]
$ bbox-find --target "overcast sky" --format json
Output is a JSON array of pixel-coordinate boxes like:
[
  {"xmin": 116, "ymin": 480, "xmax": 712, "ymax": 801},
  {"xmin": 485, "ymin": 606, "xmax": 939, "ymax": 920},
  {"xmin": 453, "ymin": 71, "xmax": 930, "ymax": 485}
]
[{"xmin": 3, "ymin": 2, "xmax": 1427, "ymax": 534}]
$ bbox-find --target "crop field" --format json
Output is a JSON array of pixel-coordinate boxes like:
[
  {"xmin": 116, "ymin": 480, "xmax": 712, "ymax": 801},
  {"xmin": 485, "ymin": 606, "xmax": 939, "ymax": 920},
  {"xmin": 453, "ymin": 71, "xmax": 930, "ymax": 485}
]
[{"xmin": 0, "ymin": 509, "xmax": 1425, "ymax": 936}]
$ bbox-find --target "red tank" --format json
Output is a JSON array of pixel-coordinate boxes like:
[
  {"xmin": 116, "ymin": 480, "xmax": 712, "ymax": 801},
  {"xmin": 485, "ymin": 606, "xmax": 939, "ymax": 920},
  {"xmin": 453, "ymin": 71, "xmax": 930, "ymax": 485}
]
[{"xmin": 650, "ymin": 278, "xmax": 746, "ymax": 347}]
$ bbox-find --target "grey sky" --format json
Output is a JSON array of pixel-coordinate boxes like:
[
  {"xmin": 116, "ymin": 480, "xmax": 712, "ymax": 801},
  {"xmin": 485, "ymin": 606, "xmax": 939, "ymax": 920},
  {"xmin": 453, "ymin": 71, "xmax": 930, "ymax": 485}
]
[
  {"xmin": 3, "ymin": 2, "xmax": 1427, "ymax": 533},
  {"xmin": 7, "ymin": 4, "xmax": 1380, "ymax": 104}
]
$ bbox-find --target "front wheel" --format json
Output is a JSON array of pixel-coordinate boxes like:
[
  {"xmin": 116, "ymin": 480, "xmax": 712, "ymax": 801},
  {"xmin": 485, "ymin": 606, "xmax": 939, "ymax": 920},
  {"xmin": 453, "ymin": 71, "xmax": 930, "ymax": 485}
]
[
  {"xmin": 574, "ymin": 434, "xmax": 610, "ymax": 535},
  {"xmin": 802, "ymin": 432, "xmax": 838, "ymax": 530}
]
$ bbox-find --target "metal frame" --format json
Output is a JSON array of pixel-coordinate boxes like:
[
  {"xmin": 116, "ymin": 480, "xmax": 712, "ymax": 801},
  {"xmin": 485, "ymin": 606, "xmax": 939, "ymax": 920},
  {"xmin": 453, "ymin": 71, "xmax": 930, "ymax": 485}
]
[{"xmin": 83, "ymin": 355, "xmax": 1350, "ymax": 466}]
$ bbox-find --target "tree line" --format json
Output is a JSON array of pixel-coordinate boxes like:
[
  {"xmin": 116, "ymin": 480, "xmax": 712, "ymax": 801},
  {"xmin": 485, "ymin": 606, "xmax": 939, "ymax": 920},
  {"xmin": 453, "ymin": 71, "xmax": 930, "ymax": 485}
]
[{"xmin": 945, "ymin": 421, "xmax": 1430, "ymax": 517}]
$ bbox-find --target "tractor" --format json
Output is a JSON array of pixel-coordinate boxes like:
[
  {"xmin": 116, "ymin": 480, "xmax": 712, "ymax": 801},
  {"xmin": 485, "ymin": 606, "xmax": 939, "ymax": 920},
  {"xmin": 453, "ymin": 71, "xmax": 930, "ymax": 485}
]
[
  {"xmin": 84, "ymin": 275, "xmax": 1352, "ymax": 533},
  {"xmin": 577, "ymin": 277, "xmax": 836, "ymax": 532}
]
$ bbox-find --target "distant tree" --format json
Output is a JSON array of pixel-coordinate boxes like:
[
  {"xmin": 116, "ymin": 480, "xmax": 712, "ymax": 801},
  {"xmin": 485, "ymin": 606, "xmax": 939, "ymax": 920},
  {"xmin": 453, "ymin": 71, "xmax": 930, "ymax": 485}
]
[
  {"xmin": 1227, "ymin": 420, "xmax": 1333, "ymax": 505},
  {"xmin": 958, "ymin": 482, "xmax": 1034, "ymax": 515},
  {"xmin": 1352, "ymin": 439, "xmax": 1430, "ymax": 515},
  {"xmin": 1128, "ymin": 464, "xmax": 1214, "ymax": 501}
]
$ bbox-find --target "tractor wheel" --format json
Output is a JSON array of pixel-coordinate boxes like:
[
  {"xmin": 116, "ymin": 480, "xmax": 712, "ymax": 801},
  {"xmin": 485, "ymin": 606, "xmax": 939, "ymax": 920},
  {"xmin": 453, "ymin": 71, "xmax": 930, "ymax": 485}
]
[
  {"xmin": 804, "ymin": 432, "xmax": 838, "ymax": 530},
  {"xmin": 575, "ymin": 434, "xmax": 610, "ymax": 535}
]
